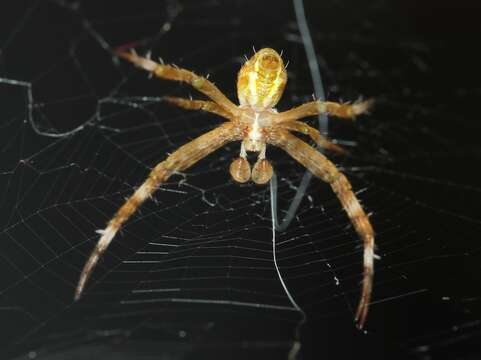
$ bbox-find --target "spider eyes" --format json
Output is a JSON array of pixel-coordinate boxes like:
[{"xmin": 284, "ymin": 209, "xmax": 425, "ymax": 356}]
[
  {"xmin": 229, "ymin": 157, "xmax": 273, "ymax": 185},
  {"xmin": 258, "ymin": 54, "xmax": 280, "ymax": 71}
]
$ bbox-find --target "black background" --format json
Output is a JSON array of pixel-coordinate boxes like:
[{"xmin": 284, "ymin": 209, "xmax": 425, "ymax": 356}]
[{"xmin": 1, "ymin": 0, "xmax": 480, "ymax": 359}]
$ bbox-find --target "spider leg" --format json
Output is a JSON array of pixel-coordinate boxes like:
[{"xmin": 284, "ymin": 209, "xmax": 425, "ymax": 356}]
[
  {"xmin": 269, "ymin": 130, "xmax": 375, "ymax": 329},
  {"xmin": 275, "ymin": 99, "xmax": 374, "ymax": 123},
  {"xmin": 163, "ymin": 96, "xmax": 233, "ymax": 119},
  {"xmin": 115, "ymin": 50, "xmax": 239, "ymax": 116},
  {"xmin": 74, "ymin": 122, "xmax": 242, "ymax": 300},
  {"xmin": 280, "ymin": 121, "xmax": 348, "ymax": 155}
]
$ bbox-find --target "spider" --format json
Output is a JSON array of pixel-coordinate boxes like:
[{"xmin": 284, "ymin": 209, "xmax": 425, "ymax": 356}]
[{"xmin": 74, "ymin": 47, "xmax": 376, "ymax": 329}]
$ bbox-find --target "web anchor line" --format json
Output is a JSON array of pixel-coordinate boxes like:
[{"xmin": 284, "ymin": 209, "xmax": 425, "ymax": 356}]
[
  {"xmin": 268, "ymin": 0, "xmax": 330, "ymax": 358},
  {"xmin": 270, "ymin": 194, "xmax": 307, "ymax": 360}
]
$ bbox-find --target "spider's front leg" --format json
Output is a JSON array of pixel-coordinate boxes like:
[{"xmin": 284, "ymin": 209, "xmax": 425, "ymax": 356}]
[
  {"xmin": 115, "ymin": 50, "xmax": 239, "ymax": 116},
  {"xmin": 270, "ymin": 130, "xmax": 376, "ymax": 328},
  {"xmin": 275, "ymin": 99, "xmax": 374, "ymax": 123},
  {"xmin": 74, "ymin": 122, "xmax": 242, "ymax": 300}
]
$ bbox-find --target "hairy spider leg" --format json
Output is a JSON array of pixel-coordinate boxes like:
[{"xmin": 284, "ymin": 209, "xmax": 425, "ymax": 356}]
[
  {"xmin": 270, "ymin": 130, "xmax": 375, "ymax": 329},
  {"xmin": 275, "ymin": 99, "xmax": 374, "ymax": 123},
  {"xmin": 163, "ymin": 96, "xmax": 233, "ymax": 119},
  {"xmin": 75, "ymin": 122, "xmax": 242, "ymax": 300},
  {"xmin": 115, "ymin": 50, "xmax": 239, "ymax": 116},
  {"xmin": 280, "ymin": 121, "xmax": 348, "ymax": 155}
]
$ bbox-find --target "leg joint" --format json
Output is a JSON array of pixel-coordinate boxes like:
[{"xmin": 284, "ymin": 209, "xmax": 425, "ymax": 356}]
[{"xmin": 192, "ymin": 76, "xmax": 206, "ymax": 89}]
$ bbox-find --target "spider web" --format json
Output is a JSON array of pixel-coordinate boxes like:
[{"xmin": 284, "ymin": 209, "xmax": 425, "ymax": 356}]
[{"xmin": 1, "ymin": 0, "xmax": 481, "ymax": 359}]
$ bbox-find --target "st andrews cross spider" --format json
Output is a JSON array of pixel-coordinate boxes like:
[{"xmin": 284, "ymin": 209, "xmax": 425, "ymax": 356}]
[{"xmin": 74, "ymin": 47, "xmax": 376, "ymax": 328}]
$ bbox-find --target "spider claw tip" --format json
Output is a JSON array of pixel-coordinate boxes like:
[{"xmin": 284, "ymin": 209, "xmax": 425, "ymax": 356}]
[{"xmin": 74, "ymin": 284, "xmax": 84, "ymax": 301}]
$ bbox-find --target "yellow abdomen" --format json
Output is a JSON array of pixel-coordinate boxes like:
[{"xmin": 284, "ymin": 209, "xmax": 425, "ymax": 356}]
[{"xmin": 237, "ymin": 48, "xmax": 287, "ymax": 111}]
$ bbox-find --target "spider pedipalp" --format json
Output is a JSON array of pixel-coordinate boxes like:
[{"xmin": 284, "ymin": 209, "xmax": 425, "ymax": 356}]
[
  {"xmin": 251, "ymin": 158, "xmax": 273, "ymax": 185},
  {"xmin": 229, "ymin": 157, "xmax": 251, "ymax": 183}
]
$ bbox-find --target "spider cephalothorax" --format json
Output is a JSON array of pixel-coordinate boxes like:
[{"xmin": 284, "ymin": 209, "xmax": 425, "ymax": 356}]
[{"xmin": 74, "ymin": 47, "xmax": 375, "ymax": 329}]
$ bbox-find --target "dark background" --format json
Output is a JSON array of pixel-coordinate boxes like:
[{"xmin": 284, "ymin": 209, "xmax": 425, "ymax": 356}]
[{"xmin": 1, "ymin": 0, "xmax": 480, "ymax": 359}]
